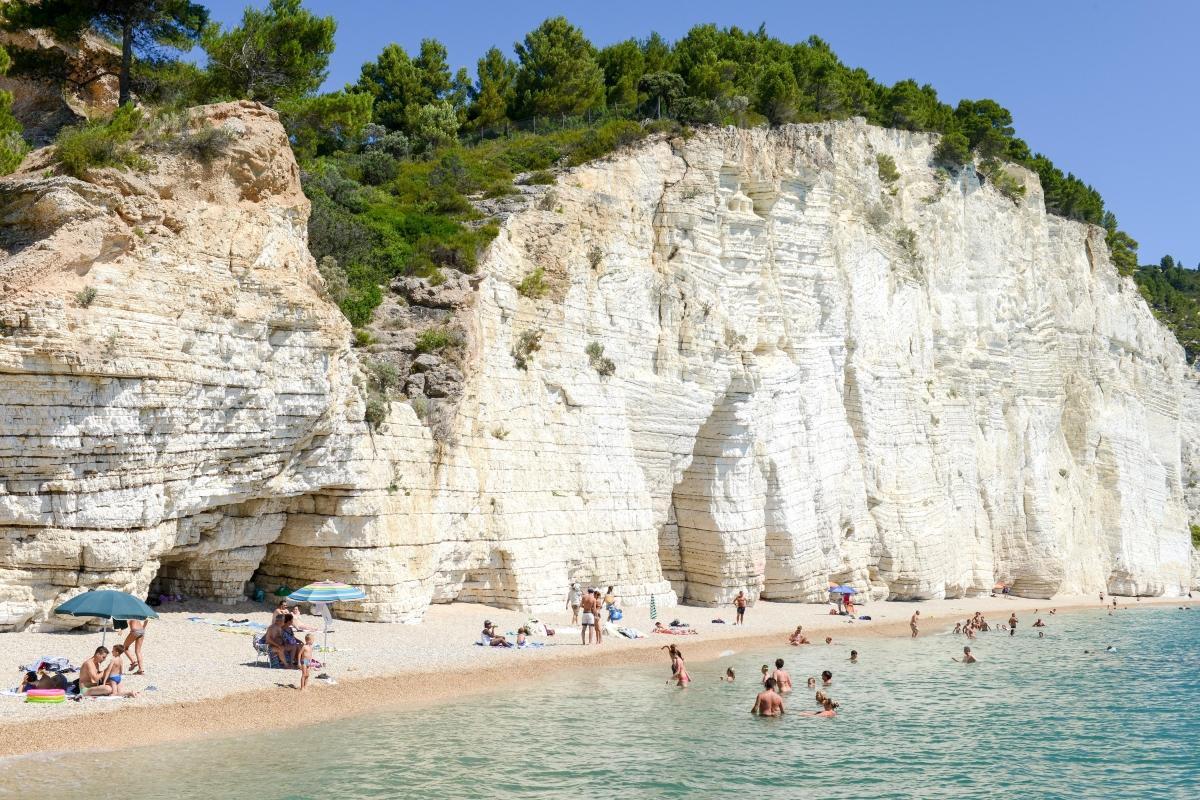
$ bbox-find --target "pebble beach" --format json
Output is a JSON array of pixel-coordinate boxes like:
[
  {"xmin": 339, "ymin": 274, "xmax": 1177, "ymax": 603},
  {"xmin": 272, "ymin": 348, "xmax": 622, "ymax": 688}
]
[{"xmin": 2, "ymin": 592, "xmax": 1188, "ymax": 759}]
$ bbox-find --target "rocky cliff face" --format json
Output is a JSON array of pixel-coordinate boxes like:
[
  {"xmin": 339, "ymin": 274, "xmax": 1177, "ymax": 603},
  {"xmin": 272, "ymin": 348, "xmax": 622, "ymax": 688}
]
[{"xmin": 0, "ymin": 105, "xmax": 1194, "ymax": 629}]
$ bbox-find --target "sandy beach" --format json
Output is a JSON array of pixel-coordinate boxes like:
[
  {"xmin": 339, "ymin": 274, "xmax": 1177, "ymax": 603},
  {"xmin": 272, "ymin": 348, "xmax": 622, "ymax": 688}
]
[{"xmin": 0, "ymin": 592, "xmax": 1190, "ymax": 759}]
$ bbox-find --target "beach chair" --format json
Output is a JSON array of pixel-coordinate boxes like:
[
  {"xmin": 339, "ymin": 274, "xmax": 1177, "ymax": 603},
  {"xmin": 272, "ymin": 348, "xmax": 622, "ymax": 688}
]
[{"xmin": 253, "ymin": 635, "xmax": 283, "ymax": 668}]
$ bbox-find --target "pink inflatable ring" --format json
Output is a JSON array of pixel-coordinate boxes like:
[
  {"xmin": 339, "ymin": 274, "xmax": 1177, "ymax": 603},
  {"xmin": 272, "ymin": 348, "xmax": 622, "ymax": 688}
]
[{"xmin": 25, "ymin": 689, "xmax": 66, "ymax": 703}]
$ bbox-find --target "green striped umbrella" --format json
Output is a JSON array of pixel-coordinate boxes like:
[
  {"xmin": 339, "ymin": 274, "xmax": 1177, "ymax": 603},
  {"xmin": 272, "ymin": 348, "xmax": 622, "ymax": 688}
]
[{"xmin": 650, "ymin": 594, "xmax": 658, "ymax": 621}]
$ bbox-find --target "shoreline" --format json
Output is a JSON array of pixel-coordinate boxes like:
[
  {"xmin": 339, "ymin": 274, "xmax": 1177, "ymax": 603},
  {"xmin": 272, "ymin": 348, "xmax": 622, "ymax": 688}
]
[{"xmin": 0, "ymin": 593, "xmax": 1191, "ymax": 760}]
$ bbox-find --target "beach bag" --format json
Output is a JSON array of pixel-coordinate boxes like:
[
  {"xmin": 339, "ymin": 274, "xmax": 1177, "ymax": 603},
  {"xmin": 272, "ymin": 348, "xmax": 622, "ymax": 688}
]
[{"xmin": 608, "ymin": 608, "xmax": 623, "ymax": 622}]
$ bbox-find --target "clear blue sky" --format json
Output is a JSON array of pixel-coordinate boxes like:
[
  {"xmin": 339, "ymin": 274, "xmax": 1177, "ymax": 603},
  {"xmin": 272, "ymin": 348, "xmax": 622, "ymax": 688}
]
[{"xmin": 199, "ymin": 0, "xmax": 1197, "ymax": 265}]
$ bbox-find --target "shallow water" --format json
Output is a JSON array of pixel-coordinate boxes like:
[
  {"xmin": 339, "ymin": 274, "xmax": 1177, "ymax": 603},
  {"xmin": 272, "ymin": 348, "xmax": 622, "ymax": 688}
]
[{"xmin": 4, "ymin": 606, "xmax": 1198, "ymax": 799}]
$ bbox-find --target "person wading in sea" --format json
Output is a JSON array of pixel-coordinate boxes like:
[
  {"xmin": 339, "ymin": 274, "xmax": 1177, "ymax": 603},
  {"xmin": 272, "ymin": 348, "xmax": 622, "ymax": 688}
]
[
  {"xmin": 910, "ymin": 610, "xmax": 920, "ymax": 638},
  {"xmin": 751, "ymin": 677, "xmax": 784, "ymax": 716},
  {"xmin": 952, "ymin": 646, "xmax": 978, "ymax": 664},
  {"xmin": 772, "ymin": 658, "xmax": 792, "ymax": 693},
  {"xmin": 1008, "ymin": 612, "xmax": 1018, "ymax": 637}
]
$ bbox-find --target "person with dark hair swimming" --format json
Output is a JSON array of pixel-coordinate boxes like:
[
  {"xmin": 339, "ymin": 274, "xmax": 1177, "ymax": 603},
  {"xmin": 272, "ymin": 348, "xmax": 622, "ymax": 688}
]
[
  {"xmin": 952, "ymin": 646, "xmax": 977, "ymax": 664},
  {"xmin": 772, "ymin": 658, "xmax": 793, "ymax": 694}
]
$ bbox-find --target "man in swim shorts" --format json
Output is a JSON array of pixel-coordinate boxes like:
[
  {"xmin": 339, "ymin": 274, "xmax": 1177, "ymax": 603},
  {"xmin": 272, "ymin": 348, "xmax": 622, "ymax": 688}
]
[
  {"xmin": 734, "ymin": 590, "xmax": 747, "ymax": 625},
  {"xmin": 772, "ymin": 658, "xmax": 792, "ymax": 693},
  {"xmin": 910, "ymin": 610, "xmax": 920, "ymax": 638},
  {"xmin": 1008, "ymin": 612, "xmax": 1018, "ymax": 637},
  {"xmin": 751, "ymin": 677, "xmax": 784, "ymax": 716},
  {"xmin": 580, "ymin": 591, "xmax": 595, "ymax": 644}
]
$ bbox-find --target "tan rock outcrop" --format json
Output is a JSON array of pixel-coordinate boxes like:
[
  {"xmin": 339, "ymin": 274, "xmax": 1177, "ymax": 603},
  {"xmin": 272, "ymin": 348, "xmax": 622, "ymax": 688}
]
[{"xmin": 0, "ymin": 106, "xmax": 1195, "ymax": 629}]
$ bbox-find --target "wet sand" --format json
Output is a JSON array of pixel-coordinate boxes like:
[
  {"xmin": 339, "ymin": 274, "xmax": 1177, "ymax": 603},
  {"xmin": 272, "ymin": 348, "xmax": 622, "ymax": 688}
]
[{"xmin": 0, "ymin": 592, "xmax": 1187, "ymax": 758}]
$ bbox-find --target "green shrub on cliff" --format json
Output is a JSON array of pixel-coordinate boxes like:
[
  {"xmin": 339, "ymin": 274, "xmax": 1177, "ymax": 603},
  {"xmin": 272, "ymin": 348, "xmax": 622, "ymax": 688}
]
[{"xmin": 53, "ymin": 105, "xmax": 148, "ymax": 178}]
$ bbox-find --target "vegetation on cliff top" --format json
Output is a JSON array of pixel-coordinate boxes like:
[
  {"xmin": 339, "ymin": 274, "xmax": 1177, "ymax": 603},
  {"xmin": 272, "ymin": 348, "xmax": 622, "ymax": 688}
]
[{"xmin": 1, "ymin": 2, "xmax": 1196, "ymax": 357}]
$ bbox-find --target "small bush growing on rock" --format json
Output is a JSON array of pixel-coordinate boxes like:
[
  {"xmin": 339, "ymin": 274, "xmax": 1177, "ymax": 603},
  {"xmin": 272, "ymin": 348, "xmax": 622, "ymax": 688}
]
[
  {"xmin": 933, "ymin": 130, "xmax": 971, "ymax": 169},
  {"xmin": 54, "ymin": 105, "xmax": 148, "ymax": 178},
  {"xmin": 517, "ymin": 267, "xmax": 548, "ymax": 299},
  {"xmin": 588, "ymin": 246, "xmax": 603, "ymax": 270},
  {"xmin": 1192, "ymin": 524, "xmax": 1200, "ymax": 548},
  {"xmin": 74, "ymin": 286, "xmax": 98, "ymax": 308},
  {"xmin": 876, "ymin": 154, "xmax": 900, "ymax": 186},
  {"xmin": 586, "ymin": 341, "xmax": 616, "ymax": 377},
  {"xmin": 364, "ymin": 394, "xmax": 388, "ymax": 429},
  {"xmin": 865, "ymin": 203, "xmax": 890, "ymax": 230},
  {"xmin": 491, "ymin": 425, "xmax": 509, "ymax": 440},
  {"xmin": 979, "ymin": 159, "xmax": 1026, "ymax": 203},
  {"xmin": 353, "ymin": 328, "xmax": 374, "ymax": 348},
  {"xmin": 174, "ymin": 124, "xmax": 234, "ymax": 165},
  {"xmin": 895, "ymin": 227, "xmax": 919, "ymax": 261},
  {"xmin": 512, "ymin": 328, "xmax": 543, "ymax": 370},
  {"xmin": 367, "ymin": 359, "xmax": 401, "ymax": 392},
  {"xmin": 522, "ymin": 170, "xmax": 555, "ymax": 185},
  {"xmin": 415, "ymin": 327, "xmax": 458, "ymax": 354}
]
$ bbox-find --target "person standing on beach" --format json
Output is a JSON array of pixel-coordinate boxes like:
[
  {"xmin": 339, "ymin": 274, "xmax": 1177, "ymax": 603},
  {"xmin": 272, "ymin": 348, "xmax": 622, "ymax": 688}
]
[
  {"xmin": 566, "ymin": 582, "xmax": 583, "ymax": 625},
  {"xmin": 751, "ymin": 678, "xmax": 784, "ymax": 716},
  {"xmin": 124, "ymin": 617, "xmax": 147, "ymax": 675},
  {"xmin": 604, "ymin": 586, "xmax": 616, "ymax": 612},
  {"xmin": 592, "ymin": 589, "xmax": 604, "ymax": 644},
  {"xmin": 298, "ymin": 634, "xmax": 314, "ymax": 690},
  {"xmin": 772, "ymin": 658, "xmax": 793, "ymax": 693},
  {"xmin": 580, "ymin": 591, "xmax": 595, "ymax": 644},
  {"xmin": 1008, "ymin": 612, "xmax": 1018, "ymax": 637},
  {"xmin": 910, "ymin": 610, "xmax": 920, "ymax": 638},
  {"xmin": 733, "ymin": 591, "xmax": 747, "ymax": 625}
]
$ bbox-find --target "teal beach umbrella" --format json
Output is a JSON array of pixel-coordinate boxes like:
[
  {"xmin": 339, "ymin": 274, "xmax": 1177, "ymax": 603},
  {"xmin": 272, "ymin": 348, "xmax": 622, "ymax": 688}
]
[{"xmin": 56, "ymin": 589, "xmax": 158, "ymax": 645}]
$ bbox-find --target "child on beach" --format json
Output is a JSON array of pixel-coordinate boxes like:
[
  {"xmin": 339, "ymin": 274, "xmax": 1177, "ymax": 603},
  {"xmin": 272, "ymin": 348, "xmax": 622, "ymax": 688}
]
[{"xmin": 299, "ymin": 634, "xmax": 315, "ymax": 690}]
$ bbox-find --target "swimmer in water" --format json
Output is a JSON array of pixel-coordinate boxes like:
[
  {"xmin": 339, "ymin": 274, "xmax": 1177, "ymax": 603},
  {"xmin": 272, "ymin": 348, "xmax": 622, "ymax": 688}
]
[
  {"xmin": 721, "ymin": 667, "xmax": 736, "ymax": 683},
  {"xmin": 760, "ymin": 664, "xmax": 770, "ymax": 687},
  {"xmin": 806, "ymin": 676, "xmax": 817, "ymax": 689},
  {"xmin": 953, "ymin": 622, "xmax": 962, "ymax": 635},
  {"xmin": 849, "ymin": 650, "xmax": 858, "ymax": 664},
  {"xmin": 751, "ymin": 677, "xmax": 785, "ymax": 716},
  {"xmin": 1032, "ymin": 618, "xmax": 1045, "ymax": 628},
  {"xmin": 821, "ymin": 670, "xmax": 833, "ymax": 686},
  {"xmin": 952, "ymin": 646, "xmax": 977, "ymax": 664},
  {"xmin": 824, "ymin": 636, "xmax": 833, "ymax": 645},
  {"xmin": 800, "ymin": 696, "xmax": 838, "ymax": 717},
  {"xmin": 772, "ymin": 658, "xmax": 793, "ymax": 694}
]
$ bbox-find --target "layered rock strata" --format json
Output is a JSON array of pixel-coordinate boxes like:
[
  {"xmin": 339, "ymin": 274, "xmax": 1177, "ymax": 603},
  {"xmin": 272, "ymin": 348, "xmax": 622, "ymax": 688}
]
[{"xmin": 0, "ymin": 104, "xmax": 1195, "ymax": 628}]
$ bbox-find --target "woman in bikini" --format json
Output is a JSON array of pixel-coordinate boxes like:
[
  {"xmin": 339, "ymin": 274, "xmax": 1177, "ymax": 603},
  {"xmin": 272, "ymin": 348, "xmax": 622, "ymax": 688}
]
[
  {"xmin": 123, "ymin": 618, "xmax": 147, "ymax": 675},
  {"xmin": 662, "ymin": 644, "xmax": 690, "ymax": 687}
]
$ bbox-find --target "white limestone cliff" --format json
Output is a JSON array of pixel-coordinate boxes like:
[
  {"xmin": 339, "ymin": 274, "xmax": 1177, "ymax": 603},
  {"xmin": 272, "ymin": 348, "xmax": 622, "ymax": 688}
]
[{"xmin": 0, "ymin": 103, "xmax": 1195, "ymax": 629}]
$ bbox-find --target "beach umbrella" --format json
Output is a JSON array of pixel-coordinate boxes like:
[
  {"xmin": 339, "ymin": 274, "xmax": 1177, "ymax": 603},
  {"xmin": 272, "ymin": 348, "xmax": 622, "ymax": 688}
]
[
  {"xmin": 55, "ymin": 589, "xmax": 158, "ymax": 646},
  {"xmin": 650, "ymin": 595, "xmax": 658, "ymax": 621},
  {"xmin": 287, "ymin": 581, "xmax": 366, "ymax": 653},
  {"xmin": 829, "ymin": 586, "xmax": 858, "ymax": 595}
]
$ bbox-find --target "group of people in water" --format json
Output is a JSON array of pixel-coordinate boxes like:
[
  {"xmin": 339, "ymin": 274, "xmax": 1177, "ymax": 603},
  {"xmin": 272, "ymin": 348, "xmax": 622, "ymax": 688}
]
[{"xmin": 660, "ymin": 626, "xmax": 848, "ymax": 719}]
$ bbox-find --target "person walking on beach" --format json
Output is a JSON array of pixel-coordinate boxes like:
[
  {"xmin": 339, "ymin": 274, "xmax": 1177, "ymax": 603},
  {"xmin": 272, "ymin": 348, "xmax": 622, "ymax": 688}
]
[
  {"xmin": 952, "ymin": 646, "xmax": 977, "ymax": 663},
  {"xmin": 751, "ymin": 678, "xmax": 784, "ymax": 716},
  {"xmin": 772, "ymin": 658, "xmax": 793, "ymax": 693},
  {"xmin": 733, "ymin": 591, "xmax": 747, "ymax": 625},
  {"xmin": 910, "ymin": 610, "xmax": 920, "ymax": 638},
  {"xmin": 1008, "ymin": 612, "xmax": 1018, "ymax": 637},
  {"xmin": 580, "ymin": 591, "xmax": 595, "ymax": 644},
  {"xmin": 566, "ymin": 582, "xmax": 583, "ymax": 625},
  {"xmin": 604, "ymin": 585, "xmax": 616, "ymax": 611},
  {"xmin": 123, "ymin": 617, "xmax": 148, "ymax": 675}
]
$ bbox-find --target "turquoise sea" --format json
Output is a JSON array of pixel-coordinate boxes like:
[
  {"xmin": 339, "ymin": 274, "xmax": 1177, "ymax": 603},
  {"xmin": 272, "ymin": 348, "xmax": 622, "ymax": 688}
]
[{"xmin": 4, "ymin": 606, "xmax": 1198, "ymax": 799}]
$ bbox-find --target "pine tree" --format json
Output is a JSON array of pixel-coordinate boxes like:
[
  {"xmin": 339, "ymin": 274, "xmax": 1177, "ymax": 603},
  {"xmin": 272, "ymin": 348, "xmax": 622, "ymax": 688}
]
[
  {"xmin": 513, "ymin": 17, "xmax": 604, "ymax": 118},
  {"xmin": 4, "ymin": 0, "xmax": 207, "ymax": 107}
]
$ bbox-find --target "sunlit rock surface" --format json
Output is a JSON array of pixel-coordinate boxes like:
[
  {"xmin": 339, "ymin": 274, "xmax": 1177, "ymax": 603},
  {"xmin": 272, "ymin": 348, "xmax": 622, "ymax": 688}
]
[{"xmin": 0, "ymin": 106, "xmax": 1194, "ymax": 629}]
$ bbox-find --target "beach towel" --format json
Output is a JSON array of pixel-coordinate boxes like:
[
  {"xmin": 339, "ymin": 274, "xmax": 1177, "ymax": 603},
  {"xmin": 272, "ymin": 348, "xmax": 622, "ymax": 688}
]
[
  {"xmin": 516, "ymin": 642, "xmax": 546, "ymax": 649},
  {"xmin": 20, "ymin": 657, "xmax": 76, "ymax": 674},
  {"xmin": 617, "ymin": 627, "xmax": 644, "ymax": 639},
  {"xmin": 653, "ymin": 628, "xmax": 698, "ymax": 636}
]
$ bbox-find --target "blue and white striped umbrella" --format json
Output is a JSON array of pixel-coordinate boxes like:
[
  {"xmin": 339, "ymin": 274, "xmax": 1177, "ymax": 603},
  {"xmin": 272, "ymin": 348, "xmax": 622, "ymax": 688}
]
[{"xmin": 287, "ymin": 581, "xmax": 366, "ymax": 603}]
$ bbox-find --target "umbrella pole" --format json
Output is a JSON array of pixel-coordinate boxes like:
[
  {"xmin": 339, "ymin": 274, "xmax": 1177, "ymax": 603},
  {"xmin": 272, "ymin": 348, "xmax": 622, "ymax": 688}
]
[{"xmin": 102, "ymin": 617, "xmax": 108, "ymax": 647}]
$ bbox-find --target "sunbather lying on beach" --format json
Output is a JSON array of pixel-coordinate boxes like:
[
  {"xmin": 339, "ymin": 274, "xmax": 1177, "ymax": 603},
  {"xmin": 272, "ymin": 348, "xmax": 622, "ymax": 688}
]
[{"xmin": 653, "ymin": 622, "xmax": 697, "ymax": 635}]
